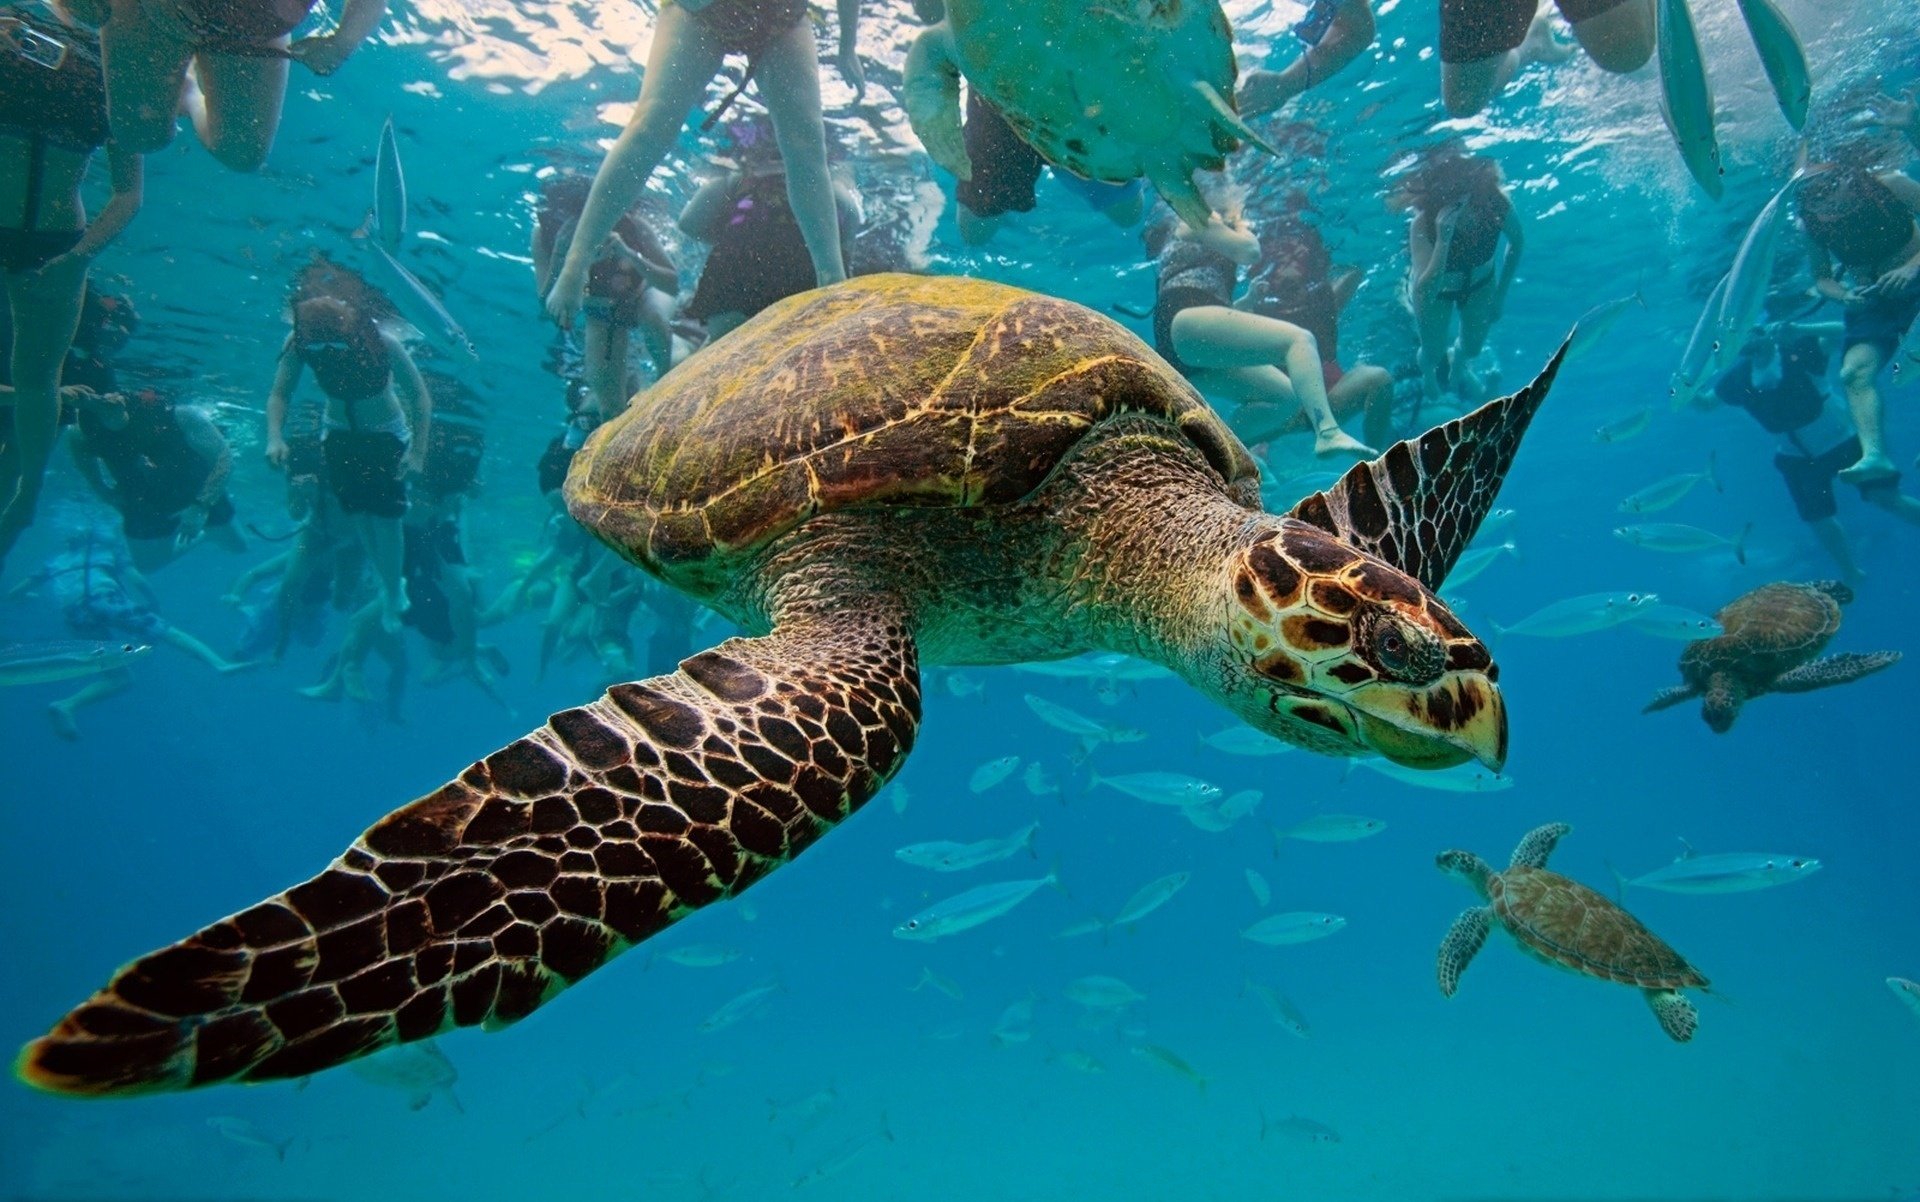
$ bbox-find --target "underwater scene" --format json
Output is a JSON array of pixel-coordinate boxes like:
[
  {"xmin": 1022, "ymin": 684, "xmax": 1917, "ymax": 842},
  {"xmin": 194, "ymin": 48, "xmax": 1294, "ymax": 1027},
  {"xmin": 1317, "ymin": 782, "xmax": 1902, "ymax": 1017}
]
[{"xmin": 3, "ymin": 0, "xmax": 1920, "ymax": 1197}]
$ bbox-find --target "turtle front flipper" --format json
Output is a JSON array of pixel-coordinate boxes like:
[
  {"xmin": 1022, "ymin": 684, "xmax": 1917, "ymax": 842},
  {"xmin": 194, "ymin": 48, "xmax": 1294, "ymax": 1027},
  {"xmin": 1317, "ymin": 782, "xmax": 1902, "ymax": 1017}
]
[
  {"xmin": 1768, "ymin": 650, "xmax": 1902, "ymax": 694},
  {"xmin": 1437, "ymin": 906, "xmax": 1492, "ymax": 997},
  {"xmin": 1508, "ymin": 823, "xmax": 1571, "ymax": 871},
  {"xmin": 902, "ymin": 24, "xmax": 972, "ymax": 181},
  {"xmin": 1642, "ymin": 683, "xmax": 1699, "ymax": 714},
  {"xmin": 1288, "ymin": 336, "xmax": 1572, "ymax": 591},
  {"xmin": 18, "ymin": 606, "xmax": 920, "ymax": 1097},
  {"xmin": 1644, "ymin": 988, "xmax": 1698, "ymax": 1043}
]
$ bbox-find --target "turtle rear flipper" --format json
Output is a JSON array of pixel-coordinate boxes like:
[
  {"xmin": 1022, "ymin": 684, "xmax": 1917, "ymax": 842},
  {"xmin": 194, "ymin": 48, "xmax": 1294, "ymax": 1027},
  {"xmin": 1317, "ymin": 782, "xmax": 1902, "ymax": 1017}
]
[
  {"xmin": 1642, "ymin": 683, "xmax": 1699, "ymax": 713},
  {"xmin": 1289, "ymin": 336, "xmax": 1572, "ymax": 591},
  {"xmin": 1769, "ymin": 650, "xmax": 1901, "ymax": 694},
  {"xmin": 1645, "ymin": 988, "xmax": 1698, "ymax": 1042},
  {"xmin": 1437, "ymin": 906, "xmax": 1492, "ymax": 997},
  {"xmin": 902, "ymin": 25, "xmax": 973, "ymax": 181},
  {"xmin": 17, "ymin": 605, "xmax": 921, "ymax": 1097}
]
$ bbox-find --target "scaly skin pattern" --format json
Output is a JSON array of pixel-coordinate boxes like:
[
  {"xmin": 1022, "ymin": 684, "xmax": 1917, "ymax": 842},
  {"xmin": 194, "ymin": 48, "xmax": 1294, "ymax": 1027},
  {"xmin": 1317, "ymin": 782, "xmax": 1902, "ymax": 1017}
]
[
  {"xmin": 18, "ymin": 593, "xmax": 919, "ymax": 1096},
  {"xmin": 1491, "ymin": 869, "xmax": 1708, "ymax": 991}
]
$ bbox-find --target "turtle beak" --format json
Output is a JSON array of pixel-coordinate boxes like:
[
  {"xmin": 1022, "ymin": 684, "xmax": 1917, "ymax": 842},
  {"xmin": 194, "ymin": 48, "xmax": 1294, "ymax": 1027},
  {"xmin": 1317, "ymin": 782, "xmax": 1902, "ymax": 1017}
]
[{"xmin": 1346, "ymin": 669, "xmax": 1507, "ymax": 772}]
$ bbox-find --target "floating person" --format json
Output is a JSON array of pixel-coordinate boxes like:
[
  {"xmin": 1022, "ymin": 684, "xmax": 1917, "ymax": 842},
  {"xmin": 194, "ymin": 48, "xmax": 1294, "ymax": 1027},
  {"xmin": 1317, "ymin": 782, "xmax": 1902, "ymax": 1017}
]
[
  {"xmin": 0, "ymin": 7, "xmax": 142, "ymax": 574},
  {"xmin": 1436, "ymin": 823, "xmax": 1710, "ymax": 1042},
  {"xmin": 1702, "ymin": 317, "xmax": 1920, "ymax": 582},
  {"xmin": 84, "ymin": 0, "xmax": 387, "ymax": 172},
  {"xmin": 6, "ymin": 526, "xmax": 247, "ymax": 738},
  {"xmin": 1238, "ymin": 0, "xmax": 1377, "ymax": 116},
  {"xmin": 1391, "ymin": 147, "xmax": 1525, "ymax": 407},
  {"xmin": 1438, "ymin": 0, "xmax": 1651, "ymax": 119},
  {"xmin": 67, "ymin": 387, "xmax": 244, "ymax": 571},
  {"xmin": 1234, "ymin": 213, "xmax": 1396, "ymax": 450},
  {"xmin": 542, "ymin": 0, "xmax": 864, "ymax": 326},
  {"xmin": 0, "ymin": 282, "xmax": 138, "ymax": 399},
  {"xmin": 679, "ymin": 120, "xmax": 862, "ymax": 341},
  {"xmin": 16, "ymin": 276, "xmax": 1565, "ymax": 1096},
  {"xmin": 1642, "ymin": 580, "xmax": 1901, "ymax": 733},
  {"xmin": 267, "ymin": 254, "xmax": 429, "ymax": 634},
  {"xmin": 904, "ymin": 2, "xmax": 1141, "ymax": 245},
  {"xmin": 1796, "ymin": 162, "xmax": 1920, "ymax": 484},
  {"xmin": 1144, "ymin": 194, "xmax": 1375, "ymax": 457},
  {"xmin": 531, "ymin": 174, "xmax": 679, "ymax": 421},
  {"xmin": 248, "ymin": 341, "xmax": 352, "ymax": 661}
]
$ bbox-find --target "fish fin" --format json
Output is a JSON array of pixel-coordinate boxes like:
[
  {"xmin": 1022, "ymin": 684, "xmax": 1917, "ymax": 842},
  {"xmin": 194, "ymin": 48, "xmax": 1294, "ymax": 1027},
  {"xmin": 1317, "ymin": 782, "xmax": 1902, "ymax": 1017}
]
[
  {"xmin": 1606, "ymin": 860, "xmax": 1628, "ymax": 903},
  {"xmin": 1677, "ymin": 836, "xmax": 1695, "ymax": 859},
  {"xmin": 1733, "ymin": 521, "xmax": 1751, "ymax": 565}
]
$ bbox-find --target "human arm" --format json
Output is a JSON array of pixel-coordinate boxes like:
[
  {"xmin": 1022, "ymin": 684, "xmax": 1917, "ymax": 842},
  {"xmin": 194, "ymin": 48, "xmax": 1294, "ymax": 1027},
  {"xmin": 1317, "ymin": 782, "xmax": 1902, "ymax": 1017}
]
[
  {"xmin": 264, "ymin": 345, "xmax": 302, "ymax": 468},
  {"xmin": 1491, "ymin": 203, "xmax": 1525, "ymax": 316},
  {"xmin": 385, "ymin": 333, "xmax": 431, "ymax": 472},
  {"xmin": 1860, "ymin": 84, "xmax": 1920, "ymax": 152},
  {"xmin": 1867, "ymin": 173, "xmax": 1920, "ymax": 293},
  {"xmin": 1409, "ymin": 209, "xmax": 1452, "ymax": 298},
  {"xmin": 40, "ymin": 145, "xmax": 141, "ymax": 272},
  {"xmin": 172, "ymin": 406, "xmax": 232, "ymax": 548},
  {"xmin": 837, "ymin": 0, "xmax": 864, "ymax": 99},
  {"xmin": 1186, "ymin": 215, "xmax": 1261, "ymax": 267},
  {"xmin": 678, "ymin": 174, "xmax": 741, "ymax": 244},
  {"xmin": 1329, "ymin": 266, "xmax": 1363, "ymax": 310},
  {"xmin": 289, "ymin": 0, "xmax": 387, "ymax": 76},
  {"xmin": 1239, "ymin": 0, "xmax": 1375, "ymax": 117},
  {"xmin": 607, "ymin": 221, "xmax": 680, "ymax": 292}
]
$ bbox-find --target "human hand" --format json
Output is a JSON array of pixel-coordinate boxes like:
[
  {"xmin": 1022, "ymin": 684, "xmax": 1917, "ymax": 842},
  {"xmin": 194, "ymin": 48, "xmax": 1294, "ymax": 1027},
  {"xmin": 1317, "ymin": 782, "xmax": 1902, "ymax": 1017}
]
[
  {"xmin": 1860, "ymin": 84, "xmax": 1918, "ymax": 133},
  {"xmin": 838, "ymin": 46, "xmax": 866, "ymax": 101},
  {"xmin": 544, "ymin": 262, "xmax": 587, "ymax": 329},
  {"xmin": 265, "ymin": 436, "xmax": 290, "ymax": 468},
  {"xmin": 1195, "ymin": 214, "xmax": 1261, "ymax": 266},
  {"xmin": 288, "ymin": 33, "xmax": 354, "ymax": 76},
  {"xmin": 174, "ymin": 503, "xmax": 209, "ymax": 553},
  {"xmin": 1870, "ymin": 261, "xmax": 1919, "ymax": 295}
]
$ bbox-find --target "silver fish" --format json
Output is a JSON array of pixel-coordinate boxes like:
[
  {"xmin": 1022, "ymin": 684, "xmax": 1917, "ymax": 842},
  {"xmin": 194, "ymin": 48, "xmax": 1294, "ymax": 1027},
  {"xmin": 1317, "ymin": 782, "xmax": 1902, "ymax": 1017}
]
[
  {"xmin": 1023, "ymin": 692, "xmax": 1144, "ymax": 747},
  {"xmin": 1065, "ymin": 975, "xmax": 1145, "ymax": 1009},
  {"xmin": 349, "ymin": 1040, "xmax": 461, "ymax": 1112},
  {"xmin": 1130, "ymin": 1042, "xmax": 1206, "ymax": 1091},
  {"xmin": 700, "ymin": 982, "xmax": 780, "ymax": 1032},
  {"xmin": 1445, "ymin": 540, "xmax": 1517, "ymax": 588},
  {"xmin": 767, "ymin": 1085, "xmax": 838, "ymax": 1127},
  {"xmin": 1673, "ymin": 272, "xmax": 1730, "ymax": 406},
  {"xmin": 1495, "ymin": 591, "xmax": 1661, "ymax": 638},
  {"xmin": 1111, "ymin": 871, "xmax": 1190, "ymax": 926},
  {"xmin": 1244, "ymin": 979, "xmax": 1310, "ymax": 1038},
  {"xmin": 967, "ymin": 755, "xmax": 1021, "ymax": 794},
  {"xmin": 1022, "ymin": 761, "xmax": 1061, "ymax": 796},
  {"xmin": 1737, "ymin": 0, "xmax": 1809, "ymax": 128},
  {"xmin": 1614, "ymin": 841, "xmax": 1821, "ymax": 894},
  {"xmin": 1615, "ymin": 522, "xmax": 1749, "ymax": 564},
  {"xmin": 1888, "ymin": 977, "xmax": 1920, "ymax": 1023},
  {"xmin": 658, "ymin": 943, "xmax": 743, "ymax": 968},
  {"xmin": 1094, "ymin": 772, "xmax": 1223, "ymax": 808},
  {"xmin": 1479, "ymin": 507, "xmax": 1517, "ymax": 535},
  {"xmin": 206, "ymin": 1116, "xmax": 294, "ymax": 1160},
  {"xmin": 1244, "ymin": 868, "xmax": 1271, "ymax": 907},
  {"xmin": 1199, "ymin": 726, "xmax": 1293, "ymax": 757},
  {"xmin": 894, "ymin": 822, "xmax": 1039, "ymax": 873},
  {"xmin": 374, "ymin": 114, "xmax": 406, "ymax": 252},
  {"xmin": 1355, "ymin": 758, "xmax": 1512, "ymax": 793},
  {"xmin": 1049, "ymin": 1050, "xmax": 1106, "ymax": 1073},
  {"xmin": 1656, "ymin": 0, "xmax": 1721, "ymax": 197},
  {"xmin": 367, "ymin": 241, "xmax": 476, "ymax": 358},
  {"xmin": 1261, "ymin": 1111, "xmax": 1341, "ymax": 1144},
  {"xmin": 1277, "ymin": 814, "xmax": 1386, "ymax": 844},
  {"xmin": 1241, "ymin": 911, "xmax": 1347, "ymax": 945},
  {"xmin": 1594, "ymin": 407, "xmax": 1654, "ymax": 445},
  {"xmin": 991, "ymin": 995, "xmax": 1037, "ymax": 1046},
  {"xmin": 893, "ymin": 873, "xmax": 1057, "ymax": 941},
  {"xmin": 1567, "ymin": 291, "xmax": 1645, "ymax": 361},
  {"xmin": 1053, "ymin": 917, "xmax": 1107, "ymax": 940},
  {"xmin": 1623, "ymin": 603, "xmax": 1723, "ymax": 641},
  {"xmin": 1713, "ymin": 172, "xmax": 1807, "ymax": 378},
  {"xmin": 942, "ymin": 669, "xmax": 984, "ymax": 697},
  {"xmin": 0, "ymin": 640, "xmax": 149, "ymax": 687},
  {"xmin": 1015, "ymin": 653, "xmax": 1172, "ymax": 682},
  {"xmin": 1619, "ymin": 454, "xmax": 1719, "ymax": 514},
  {"xmin": 791, "ymin": 1121, "xmax": 894, "ymax": 1190},
  {"xmin": 884, "ymin": 784, "xmax": 911, "ymax": 815},
  {"xmin": 910, "ymin": 966, "xmax": 964, "ymax": 1000},
  {"xmin": 1183, "ymin": 788, "xmax": 1262, "ymax": 832}
]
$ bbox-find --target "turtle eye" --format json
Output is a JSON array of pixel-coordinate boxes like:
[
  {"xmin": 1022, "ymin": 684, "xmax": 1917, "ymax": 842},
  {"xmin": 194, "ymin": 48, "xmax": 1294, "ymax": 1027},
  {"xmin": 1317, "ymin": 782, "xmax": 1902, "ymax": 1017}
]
[{"xmin": 1357, "ymin": 607, "xmax": 1444, "ymax": 686}]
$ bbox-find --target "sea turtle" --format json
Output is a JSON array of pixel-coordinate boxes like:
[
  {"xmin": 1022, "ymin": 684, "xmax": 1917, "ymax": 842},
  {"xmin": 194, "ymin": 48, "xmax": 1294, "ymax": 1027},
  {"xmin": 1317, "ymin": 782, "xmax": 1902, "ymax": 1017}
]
[
  {"xmin": 18, "ymin": 274, "xmax": 1566, "ymax": 1096},
  {"xmin": 1643, "ymin": 580, "xmax": 1900, "ymax": 732},
  {"xmin": 902, "ymin": 0, "xmax": 1272, "ymax": 230},
  {"xmin": 1436, "ymin": 823, "xmax": 1710, "ymax": 1043}
]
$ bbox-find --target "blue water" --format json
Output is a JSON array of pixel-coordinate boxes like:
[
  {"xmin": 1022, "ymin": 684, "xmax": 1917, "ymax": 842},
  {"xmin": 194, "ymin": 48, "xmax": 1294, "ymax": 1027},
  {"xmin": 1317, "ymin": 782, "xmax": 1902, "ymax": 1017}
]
[{"xmin": 5, "ymin": 0, "xmax": 1920, "ymax": 1197}]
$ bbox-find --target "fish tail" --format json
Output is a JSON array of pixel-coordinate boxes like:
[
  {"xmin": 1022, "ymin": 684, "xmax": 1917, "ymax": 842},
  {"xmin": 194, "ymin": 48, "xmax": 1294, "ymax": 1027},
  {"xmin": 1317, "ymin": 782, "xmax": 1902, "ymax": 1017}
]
[
  {"xmin": 1733, "ymin": 522, "xmax": 1751, "ymax": 565},
  {"xmin": 1605, "ymin": 860, "xmax": 1628, "ymax": 903}
]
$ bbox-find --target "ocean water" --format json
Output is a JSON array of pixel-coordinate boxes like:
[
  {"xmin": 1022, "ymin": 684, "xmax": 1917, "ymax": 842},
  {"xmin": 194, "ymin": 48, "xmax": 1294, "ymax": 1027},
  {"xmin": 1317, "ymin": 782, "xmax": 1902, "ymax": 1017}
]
[{"xmin": 4, "ymin": 0, "xmax": 1920, "ymax": 1199}]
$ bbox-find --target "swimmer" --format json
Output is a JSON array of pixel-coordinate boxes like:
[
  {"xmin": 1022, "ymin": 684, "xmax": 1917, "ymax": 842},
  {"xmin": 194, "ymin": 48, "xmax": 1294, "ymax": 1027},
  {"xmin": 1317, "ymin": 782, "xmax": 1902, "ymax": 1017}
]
[
  {"xmin": 1239, "ymin": 0, "xmax": 1377, "ymax": 116},
  {"xmin": 67, "ymin": 387, "xmax": 245, "ymax": 570},
  {"xmin": 1439, "ymin": 0, "xmax": 1648, "ymax": 118}
]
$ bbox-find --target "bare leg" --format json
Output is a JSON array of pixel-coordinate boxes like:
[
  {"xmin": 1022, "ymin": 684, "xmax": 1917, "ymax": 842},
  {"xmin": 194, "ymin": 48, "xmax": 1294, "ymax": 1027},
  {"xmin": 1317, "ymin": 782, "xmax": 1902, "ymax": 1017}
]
[
  {"xmin": 1452, "ymin": 280, "xmax": 1503, "ymax": 402},
  {"xmin": 581, "ymin": 317, "xmax": 632, "ymax": 421},
  {"xmin": 1441, "ymin": 10, "xmax": 1566, "ymax": 117},
  {"xmin": 1805, "ymin": 516, "xmax": 1863, "ymax": 585},
  {"xmin": 1839, "ymin": 343, "xmax": 1896, "ymax": 482},
  {"xmin": 756, "ymin": 20, "xmax": 847, "ymax": 287},
  {"xmin": 1171, "ymin": 306, "xmax": 1373, "ymax": 455},
  {"xmin": 97, "ymin": 0, "xmax": 195, "ymax": 154},
  {"xmin": 185, "ymin": 45, "xmax": 291, "ymax": 171},
  {"xmin": 48, "ymin": 665, "xmax": 134, "ymax": 740},
  {"xmin": 357, "ymin": 514, "xmax": 408, "ymax": 634},
  {"xmin": 160, "ymin": 622, "xmax": 249, "ymax": 674},
  {"xmin": 637, "ymin": 288, "xmax": 675, "ymax": 375},
  {"xmin": 0, "ymin": 255, "xmax": 90, "ymax": 569},
  {"xmin": 1411, "ymin": 277, "xmax": 1454, "ymax": 402},
  {"xmin": 1570, "ymin": 0, "xmax": 1654, "ymax": 72},
  {"xmin": 1865, "ymin": 487, "xmax": 1920, "ymax": 526}
]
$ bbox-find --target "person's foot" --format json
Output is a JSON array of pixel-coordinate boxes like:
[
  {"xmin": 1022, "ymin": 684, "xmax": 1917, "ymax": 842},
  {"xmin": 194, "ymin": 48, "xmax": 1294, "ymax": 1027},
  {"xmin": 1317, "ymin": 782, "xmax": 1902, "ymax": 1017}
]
[
  {"xmin": 297, "ymin": 675, "xmax": 342, "ymax": 701},
  {"xmin": 1839, "ymin": 452, "xmax": 1899, "ymax": 484},
  {"xmin": 1315, "ymin": 427, "xmax": 1378, "ymax": 458},
  {"xmin": 214, "ymin": 658, "xmax": 257, "ymax": 675},
  {"xmin": 1519, "ymin": 11, "xmax": 1575, "ymax": 65},
  {"xmin": 380, "ymin": 583, "xmax": 409, "ymax": 635},
  {"xmin": 47, "ymin": 702, "xmax": 79, "ymax": 741}
]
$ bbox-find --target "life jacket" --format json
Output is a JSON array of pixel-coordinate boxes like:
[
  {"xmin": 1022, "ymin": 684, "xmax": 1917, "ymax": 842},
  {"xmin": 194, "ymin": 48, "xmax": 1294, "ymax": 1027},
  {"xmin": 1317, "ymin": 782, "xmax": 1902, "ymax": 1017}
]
[
  {"xmin": 295, "ymin": 314, "xmax": 390, "ymax": 402},
  {"xmin": 76, "ymin": 390, "xmax": 205, "ymax": 510},
  {"xmin": 0, "ymin": 5, "xmax": 107, "ymax": 153}
]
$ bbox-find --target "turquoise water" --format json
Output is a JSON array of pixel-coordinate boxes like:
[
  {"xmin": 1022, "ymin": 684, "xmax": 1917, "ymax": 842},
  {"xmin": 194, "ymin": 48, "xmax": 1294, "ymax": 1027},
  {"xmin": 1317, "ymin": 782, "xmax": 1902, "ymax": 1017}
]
[{"xmin": 5, "ymin": 0, "xmax": 1920, "ymax": 1197}]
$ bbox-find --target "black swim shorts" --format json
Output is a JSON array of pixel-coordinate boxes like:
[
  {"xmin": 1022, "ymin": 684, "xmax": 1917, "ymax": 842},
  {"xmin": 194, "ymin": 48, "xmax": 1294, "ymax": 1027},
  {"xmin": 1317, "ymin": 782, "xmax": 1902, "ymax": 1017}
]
[
  {"xmin": 1439, "ymin": 0, "xmax": 1634, "ymax": 64},
  {"xmin": 324, "ymin": 430, "xmax": 409, "ymax": 519},
  {"xmin": 1775, "ymin": 435, "xmax": 1898, "ymax": 522},
  {"xmin": 1841, "ymin": 280, "xmax": 1920, "ymax": 361},
  {"xmin": 956, "ymin": 92, "xmax": 1043, "ymax": 220}
]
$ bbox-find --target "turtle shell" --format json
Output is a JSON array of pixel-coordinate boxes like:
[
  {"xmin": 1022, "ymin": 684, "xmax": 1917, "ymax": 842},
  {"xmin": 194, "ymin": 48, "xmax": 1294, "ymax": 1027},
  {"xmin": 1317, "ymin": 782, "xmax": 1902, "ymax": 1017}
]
[
  {"xmin": 1680, "ymin": 581, "xmax": 1843, "ymax": 685},
  {"xmin": 566, "ymin": 273, "xmax": 1257, "ymax": 596},
  {"xmin": 1489, "ymin": 867, "xmax": 1707, "ymax": 990}
]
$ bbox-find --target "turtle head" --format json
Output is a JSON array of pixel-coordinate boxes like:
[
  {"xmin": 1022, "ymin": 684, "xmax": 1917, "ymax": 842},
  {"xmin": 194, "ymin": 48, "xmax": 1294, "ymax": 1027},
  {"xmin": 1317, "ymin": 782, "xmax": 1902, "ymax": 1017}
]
[
  {"xmin": 1435, "ymin": 849, "xmax": 1494, "ymax": 896},
  {"xmin": 1212, "ymin": 525, "xmax": 1506, "ymax": 771},
  {"xmin": 1701, "ymin": 672, "xmax": 1742, "ymax": 733}
]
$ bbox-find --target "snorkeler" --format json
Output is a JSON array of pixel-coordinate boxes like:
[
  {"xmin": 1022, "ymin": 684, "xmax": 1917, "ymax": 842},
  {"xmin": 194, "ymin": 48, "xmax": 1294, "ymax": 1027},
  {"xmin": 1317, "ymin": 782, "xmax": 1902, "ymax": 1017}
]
[
  {"xmin": 7, "ymin": 525, "xmax": 247, "ymax": 738},
  {"xmin": 1393, "ymin": 148, "xmax": 1525, "ymax": 406},
  {"xmin": 1238, "ymin": 0, "xmax": 1376, "ymax": 116},
  {"xmin": 543, "ymin": 0, "xmax": 864, "ymax": 328},
  {"xmin": 1235, "ymin": 215, "xmax": 1397, "ymax": 451},
  {"xmin": 1796, "ymin": 163, "xmax": 1920, "ymax": 484},
  {"xmin": 77, "ymin": 0, "xmax": 386, "ymax": 172},
  {"xmin": 680, "ymin": 120, "xmax": 863, "ymax": 340},
  {"xmin": 1704, "ymin": 316, "xmax": 1920, "ymax": 583},
  {"xmin": 267, "ymin": 255, "xmax": 429, "ymax": 634},
  {"xmin": 0, "ymin": 6, "xmax": 142, "ymax": 574},
  {"xmin": 67, "ymin": 386, "xmax": 245, "ymax": 570},
  {"xmin": 1439, "ymin": 0, "xmax": 1649, "ymax": 118},
  {"xmin": 1143, "ymin": 192, "xmax": 1375, "ymax": 458},
  {"xmin": 532, "ymin": 175, "xmax": 680, "ymax": 422}
]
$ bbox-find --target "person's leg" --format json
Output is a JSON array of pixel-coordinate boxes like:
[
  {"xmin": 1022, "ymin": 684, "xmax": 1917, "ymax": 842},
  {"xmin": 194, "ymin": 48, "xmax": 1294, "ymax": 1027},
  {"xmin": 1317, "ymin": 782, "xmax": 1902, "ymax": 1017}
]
[
  {"xmin": 1410, "ymin": 276, "xmax": 1454, "ymax": 402},
  {"xmin": 756, "ymin": 22, "xmax": 848, "ymax": 287},
  {"xmin": 1441, "ymin": 6, "xmax": 1562, "ymax": 116},
  {"xmin": 1566, "ymin": 0, "xmax": 1654, "ymax": 72},
  {"xmin": 97, "ymin": 0, "xmax": 195, "ymax": 154},
  {"xmin": 160, "ymin": 620, "xmax": 249, "ymax": 673},
  {"xmin": 1838, "ymin": 342, "xmax": 1894, "ymax": 482},
  {"xmin": 48, "ymin": 665, "xmax": 134, "ymax": 740},
  {"xmin": 299, "ymin": 600, "xmax": 379, "ymax": 700},
  {"xmin": 1332, "ymin": 363, "xmax": 1397, "ymax": 451},
  {"xmin": 184, "ymin": 45, "xmax": 291, "ymax": 171},
  {"xmin": 582, "ymin": 317, "xmax": 632, "ymax": 421},
  {"xmin": 1451, "ymin": 278, "xmax": 1502, "ymax": 400},
  {"xmin": 1172, "ymin": 307, "xmax": 1373, "ymax": 455},
  {"xmin": 1863, "ymin": 484, "xmax": 1920, "ymax": 526},
  {"xmin": 0, "ymin": 258, "xmax": 90, "ymax": 568},
  {"xmin": 357, "ymin": 514, "xmax": 407, "ymax": 633},
  {"xmin": 1805, "ymin": 516, "xmax": 1863, "ymax": 584},
  {"xmin": 638, "ymin": 288, "xmax": 676, "ymax": 375}
]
